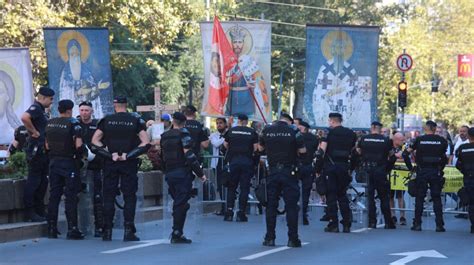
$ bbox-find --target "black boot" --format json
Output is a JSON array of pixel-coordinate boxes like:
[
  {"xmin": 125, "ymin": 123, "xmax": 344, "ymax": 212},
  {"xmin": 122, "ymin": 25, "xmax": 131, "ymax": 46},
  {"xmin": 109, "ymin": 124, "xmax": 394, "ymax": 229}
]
[
  {"xmin": 411, "ymin": 223, "xmax": 422, "ymax": 231},
  {"xmin": 287, "ymin": 238, "xmax": 302, "ymax": 248},
  {"xmin": 123, "ymin": 223, "xmax": 140, "ymax": 241},
  {"xmin": 102, "ymin": 228, "xmax": 112, "ymax": 241},
  {"xmin": 224, "ymin": 210, "xmax": 234, "ymax": 222},
  {"xmin": 471, "ymin": 226, "xmax": 474, "ymax": 234},
  {"xmin": 384, "ymin": 221, "xmax": 396, "ymax": 229},
  {"xmin": 170, "ymin": 230, "xmax": 192, "ymax": 244},
  {"xmin": 47, "ymin": 222, "xmax": 60, "ymax": 239},
  {"xmin": 435, "ymin": 225, "xmax": 446, "ymax": 232},
  {"xmin": 262, "ymin": 236, "xmax": 275, "ymax": 247},
  {"xmin": 324, "ymin": 223, "xmax": 339, "ymax": 233},
  {"xmin": 66, "ymin": 227, "xmax": 85, "ymax": 240},
  {"xmin": 25, "ymin": 208, "xmax": 46, "ymax": 222},
  {"xmin": 320, "ymin": 214, "xmax": 330, "ymax": 222},
  {"xmin": 368, "ymin": 222, "xmax": 377, "ymax": 229},
  {"xmin": 236, "ymin": 211, "xmax": 248, "ymax": 222},
  {"xmin": 94, "ymin": 202, "xmax": 104, "ymax": 238},
  {"xmin": 342, "ymin": 226, "xmax": 351, "ymax": 233},
  {"xmin": 303, "ymin": 214, "xmax": 309, "ymax": 225},
  {"xmin": 94, "ymin": 227, "xmax": 104, "ymax": 238}
]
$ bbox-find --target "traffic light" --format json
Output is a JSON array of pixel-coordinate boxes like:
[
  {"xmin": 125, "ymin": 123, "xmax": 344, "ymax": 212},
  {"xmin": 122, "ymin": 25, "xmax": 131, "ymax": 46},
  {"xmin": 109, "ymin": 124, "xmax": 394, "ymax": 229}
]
[
  {"xmin": 398, "ymin": 80, "xmax": 407, "ymax": 108},
  {"xmin": 431, "ymin": 77, "xmax": 439, "ymax": 92}
]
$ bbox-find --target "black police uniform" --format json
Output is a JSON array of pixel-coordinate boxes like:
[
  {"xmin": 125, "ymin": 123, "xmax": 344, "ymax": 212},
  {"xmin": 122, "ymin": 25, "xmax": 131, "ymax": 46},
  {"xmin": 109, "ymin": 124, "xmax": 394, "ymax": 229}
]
[
  {"xmin": 358, "ymin": 133, "xmax": 394, "ymax": 228},
  {"xmin": 298, "ymin": 131, "xmax": 319, "ymax": 224},
  {"xmin": 160, "ymin": 124, "xmax": 204, "ymax": 243},
  {"xmin": 45, "ymin": 116, "xmax": 84, "ymax": 239},
  {"xmin": 80, "ymin": 118, "xmax": 104, "ymax": 236},
  {"xmin": 8, "ymin": 125, "xmax": 28, "ymax": 154},
  {"xmin": 322, "ymin": 125, "xmax": 357, "ymax": 232},
  {"xmin": 23, "ymin": 101, "xmax": 49, "ymax": 220},
  {"xmin": 259, "ymin": 121, "xmax": 305, "ymax": 246},
  {"xmin": 455, "ymin": 142, "xmax": 474, "ymax": 233},
  {"xmin": 184, "ymin": 119, "xmax": 209, "ymax": 160},
  {"xmin": 410, "ymin": 134, "xmax": 448, "ymax": 230},
  {"xmin": 97, "ymin": 112, "xmax": 146, "ymax": 240},
  {"xmin": 223, "ymin": 125, "xmax": 258, "ymax": 221}
]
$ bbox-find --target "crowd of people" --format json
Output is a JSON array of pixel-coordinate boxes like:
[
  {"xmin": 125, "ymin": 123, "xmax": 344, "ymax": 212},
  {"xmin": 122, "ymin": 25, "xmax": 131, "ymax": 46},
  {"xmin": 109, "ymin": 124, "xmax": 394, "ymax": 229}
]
[{"xmin": 3, "ymin": 86, "xmax": 474, "ymax": 248}]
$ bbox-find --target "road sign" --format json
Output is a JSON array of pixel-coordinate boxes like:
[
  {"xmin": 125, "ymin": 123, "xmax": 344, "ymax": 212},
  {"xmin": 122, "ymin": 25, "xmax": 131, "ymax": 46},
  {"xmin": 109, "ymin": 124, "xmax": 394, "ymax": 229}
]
[{"xmin": 396, "ymin": 54, "xmax": 413, "ymax": 72}]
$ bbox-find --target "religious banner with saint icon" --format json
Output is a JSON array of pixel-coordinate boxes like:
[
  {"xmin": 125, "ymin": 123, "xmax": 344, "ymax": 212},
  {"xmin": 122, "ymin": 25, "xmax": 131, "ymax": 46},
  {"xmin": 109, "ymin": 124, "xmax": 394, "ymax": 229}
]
[
  {"xmin": 0, "ymin": 48, "xmax": 34, "ymax": 144},
  {"xmin": 304, "ymin": 25, "xmax": 380, "ymax": 129},
  {"xmin": 200, "ymin": 21, "xmax": 272, "ymax": 122},
  {"xmin": 44, "ymin": 27, "xmax": 114, "ymax": 118}
]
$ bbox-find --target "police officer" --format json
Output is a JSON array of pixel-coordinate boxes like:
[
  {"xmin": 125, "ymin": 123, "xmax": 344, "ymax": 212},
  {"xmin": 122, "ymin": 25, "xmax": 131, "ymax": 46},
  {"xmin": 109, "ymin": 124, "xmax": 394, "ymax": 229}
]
[
  {"xmin": 91, "ymin": 96, "xmax": 151, "ymax": 241},
  {"xmin": 357, "ymin": 121, "xmax": 396, "ymax": 229},
  {"xmin": 8, "ymin": 125, "xmax": 28, "ymax": 155},
  {"xmin": 455, "ymin": 127, "xmax": 474, "ymax": 234},
  {"xmin": 223, "ymin": 114, "xmax": 258, "ymax": 222},
  {"xmin": 297, "ymin": 121, "xmax": 319, "ymax": 225},
  {"xmin": 20, "ymin": 86, "xmax": 54, "ymax": 222},
  {"xmin": 78, "ymin": 101, "xmax": 104, "ymax": 237},
  {"xmin": 183, "ymin": 105, "xmax": 209, "ymax": 160},
  {"xmin": 45, "ymin": 100, "xmax": 85, "ymax": 239},
  {"xmin": 259, "ymin": 113, "xmax": 306, "ymax": 248},
  {"xmin": 160, "ymin": 112, "xmax": 207, "ymax": 243},
  {"xmin": 316, "ymin": 113, "xmax": 357, "ymax": 233},
  {"xmin": 404, "ymin": 120, "xmax": 448, "ymax": 232}
]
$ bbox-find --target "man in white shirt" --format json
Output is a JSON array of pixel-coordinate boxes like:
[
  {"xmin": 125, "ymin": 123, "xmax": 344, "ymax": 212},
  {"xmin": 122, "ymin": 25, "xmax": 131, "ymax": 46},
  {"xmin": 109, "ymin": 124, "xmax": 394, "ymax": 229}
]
[
  {"xmin": 209, "ymin": 117, "xmax": 228, "ymax": 215},
  {"xmin": 452, "ymin": 125, "xmax": 470, "ymax": 165}
]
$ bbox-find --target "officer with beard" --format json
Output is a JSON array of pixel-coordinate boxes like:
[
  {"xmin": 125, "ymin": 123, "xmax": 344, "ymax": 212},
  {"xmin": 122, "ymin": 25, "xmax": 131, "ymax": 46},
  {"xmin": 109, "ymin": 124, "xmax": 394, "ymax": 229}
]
[
  {"xmin": 259, "ymin": 113, "xmax": 306, "ymax": 248},
  {"xmin": 357, "ymin": 121, "xmax": 396, "ymax": 229},
  {"xmin": 223, "ymin": 114, "xmax": 258, "ymax": 222},
  {"xmin": 455, "ymin": 127, "xmax": 474, "ymax": 233},
  {"xmin": 403, "ymin": 120, "xmax": 448, "ymax": 232},
  {"xmin": 296, "ymin": 121, "xmax": 319, "ymax": 225},
  {"xmin": 316, "ymin": 113, "xmax": 357, "ymax": 233},
  {"xmin": 160, "ymin": 112, "xmax": 207, "ymax": 243},
  {"xmin": 78, "ymin": 101, "xmax": 104, "ymax": 237},
  {"xmin": 91, "ymin": 96, "xmax": 150, "ymax": 241},
  {"xmin": 45, "ymin": 100, "xmax": 85, "ymax": 239},
  {"xmin": 21, "ymin": 86, "xmax": 54, "ymax": 222}
]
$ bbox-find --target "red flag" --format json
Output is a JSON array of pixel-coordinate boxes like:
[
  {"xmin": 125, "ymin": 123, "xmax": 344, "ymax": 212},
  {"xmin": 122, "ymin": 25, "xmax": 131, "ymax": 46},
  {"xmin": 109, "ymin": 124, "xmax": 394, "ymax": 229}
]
[{"xmin": 206, "ymin": 16, "xmax": 237, "ymax": 115}]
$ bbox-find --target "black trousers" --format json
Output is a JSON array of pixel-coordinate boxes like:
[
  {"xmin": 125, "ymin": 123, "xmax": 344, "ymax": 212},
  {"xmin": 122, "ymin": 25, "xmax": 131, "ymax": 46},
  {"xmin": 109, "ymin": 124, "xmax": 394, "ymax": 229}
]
[
  {"xmin": 165, "ymin": 167, "xmax": 193, "ymax": 234},
  {"xmin": 103, "ymin": 160, "xmax": 138, "ymax": 228},
  {"xmin": 86, "ymin": 169, "xmax": 104, "ymax": 228},
  {"xmin": 299, "ymin": 164, "xmax": 314, "ymax": 215},
  {"xmin": 365, "ymin": 165, "xmax": 392, "ymax": 224},
  {"xmin": 47, "ymin": 158, "xmax": 81, "ymax": 227},
  {"xmin": 463, "ymin": 178, "xmax": 474, "ymax": 227},
  {"xmin": 323, "ymin": 162, "xmax": 352, "ymax": 227},
  {"xmin": 265, "ymin": 167, "xmax": 300, "ymax": 241},
  {"xmin": 24, "ymin": 154, "xmax": 49, "ymax": 214},
  {"xmin": 226, "ymin": 157, "xmax": 253, "ymax": 212},
  {"xmin": 414, "ymin": 167, "xmax": 444, "ymax": 226}
]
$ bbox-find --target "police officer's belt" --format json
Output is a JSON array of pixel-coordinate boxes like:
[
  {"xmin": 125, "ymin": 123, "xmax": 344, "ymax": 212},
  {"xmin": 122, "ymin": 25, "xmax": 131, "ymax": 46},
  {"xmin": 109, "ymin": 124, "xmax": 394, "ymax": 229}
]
[{"xmin": 269, "ymin": 163, "xmax": 295, "ymax": 175}]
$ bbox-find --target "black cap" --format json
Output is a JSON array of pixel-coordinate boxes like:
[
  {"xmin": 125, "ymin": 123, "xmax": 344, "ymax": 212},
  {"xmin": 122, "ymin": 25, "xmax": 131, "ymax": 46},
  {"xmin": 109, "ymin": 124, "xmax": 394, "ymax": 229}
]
[
  {"xmin": 329, "ymin": 112, "xmax": 343, "ymax": 119},
  {"xmin": 79, "ymin": 101, "xmax": 93, "ymax": 108},
  {"xmin": 172, "ymin": 111, "xmax": 186, "ymax": 122},
  {"xmin": 38, "ymin": 86, "xmax": 55, "ymax": 97},
  {"xmin": 58, "ymin": 99, "xmax": 74, "ymax": 111},
  {"xmin": 280, "ymin": 113, "xmax": 293, "ymax": 123},
  {"xmin": 186, "ymin": 105, "xmax": 197, "ymax": 113},
  {"xmin": 425, "ymin": 120, "xmax": 437, "ymax": 128},
  {"xmin": 299, "ymin": 121, "xmax": 310, "ymax": 129},
  {"xmin": 113, "ymin": 96, "xmax": 127, "ymax": 104},
  {"xmin": 371, "ymin": 121, "xmax": 383, "ymax": 127},
  {"xmin": 468, "ymin": 127, "xmax": 474, "ymax": 137},
  {"xmin": 237, "ymin": 113, "xmax": 248, "ymax": 121}
]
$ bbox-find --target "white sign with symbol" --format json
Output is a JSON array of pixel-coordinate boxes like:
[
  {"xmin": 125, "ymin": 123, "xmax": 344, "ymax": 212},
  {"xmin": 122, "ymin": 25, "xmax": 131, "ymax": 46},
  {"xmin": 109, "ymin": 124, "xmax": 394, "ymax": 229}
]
[{"xmin": 396, "ymin": 53, "xmax": 413, "ymax": 72}]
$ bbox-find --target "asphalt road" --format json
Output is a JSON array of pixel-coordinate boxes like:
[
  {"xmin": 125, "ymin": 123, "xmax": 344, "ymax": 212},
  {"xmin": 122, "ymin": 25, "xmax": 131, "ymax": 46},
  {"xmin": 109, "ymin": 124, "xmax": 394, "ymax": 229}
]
[{"xmin": 1, "ymin": 207, "xmax": 472, "ymax": 265}]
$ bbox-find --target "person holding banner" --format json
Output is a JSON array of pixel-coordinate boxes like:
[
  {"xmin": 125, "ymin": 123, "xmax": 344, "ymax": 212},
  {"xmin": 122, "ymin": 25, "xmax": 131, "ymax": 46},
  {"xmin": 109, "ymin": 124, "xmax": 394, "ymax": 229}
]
[
  {"xmin": 455, "ymin": 127, "xmax": 474, "ymax": 234},
  {"xmin": 403, "ymin": 120, "xmax": 448, "ymax": 232}
]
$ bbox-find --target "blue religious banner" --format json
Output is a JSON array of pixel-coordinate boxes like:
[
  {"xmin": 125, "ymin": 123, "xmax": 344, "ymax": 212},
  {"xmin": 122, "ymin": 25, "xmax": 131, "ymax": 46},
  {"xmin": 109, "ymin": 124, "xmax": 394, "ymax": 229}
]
[
  {"xmin": 303, "ymin": 25, "xmax": 380, "ymax": 129},
  {"xmin": 44, "ymin": 27, "xmax": 114, "ymax": 118}
]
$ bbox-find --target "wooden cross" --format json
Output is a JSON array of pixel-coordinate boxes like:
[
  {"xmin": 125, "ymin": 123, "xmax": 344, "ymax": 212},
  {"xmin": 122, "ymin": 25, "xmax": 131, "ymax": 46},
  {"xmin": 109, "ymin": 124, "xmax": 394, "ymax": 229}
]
[{"xmin": 136, "ymin": 86, "xmax": 178, "ymax": 121}]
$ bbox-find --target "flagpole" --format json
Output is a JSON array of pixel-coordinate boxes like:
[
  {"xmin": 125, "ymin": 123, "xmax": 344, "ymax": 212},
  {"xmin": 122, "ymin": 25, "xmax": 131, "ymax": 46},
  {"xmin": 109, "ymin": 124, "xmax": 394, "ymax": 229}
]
[{"xmin": 236, "ymin": 64, "xmax": 268, "ymax": 124}]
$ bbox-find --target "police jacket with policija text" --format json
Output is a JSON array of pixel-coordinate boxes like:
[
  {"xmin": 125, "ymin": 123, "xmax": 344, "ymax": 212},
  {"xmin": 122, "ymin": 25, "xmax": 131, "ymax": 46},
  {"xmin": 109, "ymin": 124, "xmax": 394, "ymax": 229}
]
[
  {"xmin": 45, "ymin": 117, "xmax": 81, "ymax": 158},
  {"xmin": 97, "ymin": 112, "xmax": 146, "ymax": 155},
  {"xmin": 358, "ymin": 133, "xmax": 392, "ymax": 165},
  {"xmin": 184, "ymin": 119, "xmax": 208, "ymax": 157},
  {"xmin": 455, "ymin": 142, "xmax": 474, "ymax": 176},
  {"xmin": 412, "ymin": 134, "xmax": 448, "ymax": 168},
  {"xmin": 224, "ymin": 126, "xmax": 258, "ymax": 162},
  {"xmin": 259, "ymin": 121, "xmax": 305, "ymax": 167},
  {"xmin": 323, "ymin": 126, "xmax": 357, "ymax": 164},
  {"xmin": 160, "ymin": 128, "xmax": 191, "ymax": 172}
]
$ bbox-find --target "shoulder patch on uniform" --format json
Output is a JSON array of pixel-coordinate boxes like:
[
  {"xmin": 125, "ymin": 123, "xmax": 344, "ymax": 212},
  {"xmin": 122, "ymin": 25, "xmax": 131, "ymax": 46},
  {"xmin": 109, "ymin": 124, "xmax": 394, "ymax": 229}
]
[
  {"xmin": 29, "ymin": 106, "xmax": 36, "ymax": 111},
  {"xmin": 180, "ymin": 127, "xmax": 190, "ymax": 134}
]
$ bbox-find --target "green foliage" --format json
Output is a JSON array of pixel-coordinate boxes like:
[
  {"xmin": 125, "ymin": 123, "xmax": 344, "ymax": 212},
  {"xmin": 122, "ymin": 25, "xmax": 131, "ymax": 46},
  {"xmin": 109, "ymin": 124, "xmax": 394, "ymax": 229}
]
[
  {"xmin": 0, "ymin": 152, "xmax": 27, "ymax": 179},
  {"xmin": 138, "ymin": 154, "xmax": 153, "ymax": 172}
]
